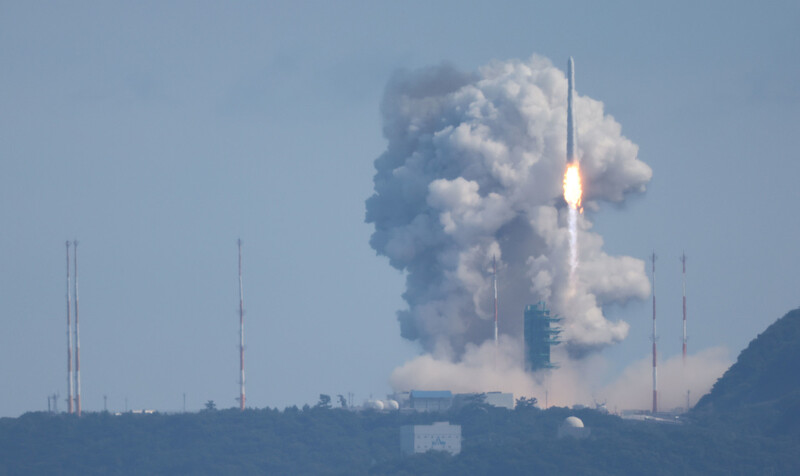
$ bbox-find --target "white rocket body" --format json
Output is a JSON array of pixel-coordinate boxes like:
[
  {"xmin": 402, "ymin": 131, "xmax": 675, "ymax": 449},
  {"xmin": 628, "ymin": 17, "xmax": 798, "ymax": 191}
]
[{"xmin": 567, "ymin": 57, "xmax": 577, "ymax": 164}]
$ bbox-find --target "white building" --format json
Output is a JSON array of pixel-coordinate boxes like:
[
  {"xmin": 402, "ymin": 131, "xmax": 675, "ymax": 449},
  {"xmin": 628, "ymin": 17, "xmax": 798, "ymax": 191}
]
[
  {"xmin": 400, "ymin": 422, "xmax": 462, "ymax": 455},
  {"xmin": 409, "ymin": 390, "xmax": 453, "ymax": 412}
]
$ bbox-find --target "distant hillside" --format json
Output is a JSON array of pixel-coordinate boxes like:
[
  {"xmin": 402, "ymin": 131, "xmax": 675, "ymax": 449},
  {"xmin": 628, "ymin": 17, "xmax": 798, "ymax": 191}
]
[
  {"xmin": 2, "ymin": 403, "xmax": 800, "ymax": 475},
  {"xmin": 4, "ymin": 311, "xmax": 800, "ymax": 474},
  {"xmin": 693, "ymin": 307, "xmax": 800, "ymax": 436}
]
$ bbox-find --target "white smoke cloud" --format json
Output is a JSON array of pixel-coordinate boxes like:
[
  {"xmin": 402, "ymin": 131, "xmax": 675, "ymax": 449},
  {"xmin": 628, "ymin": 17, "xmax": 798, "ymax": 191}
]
[
  {"xmin": 390, "ymin": 338, "xmax": 603, "ymax": 407},
  {"xmin": 390, "ymin": 336, "xmax": 536, "ymax": 397},
  {"xmin": 601, "ymin": 347, "xmax": 732, "ymax": 411},
  {"xmin": 366, "ymin": 54, "xmax": 653, "ymax": 360},
  {"xmin": 390, "ymin": 340, "xmax": 732, "ymax": 412},
  {"xmin": 367, "ymin": 55, "xmax": 731, "ymax": 410}
]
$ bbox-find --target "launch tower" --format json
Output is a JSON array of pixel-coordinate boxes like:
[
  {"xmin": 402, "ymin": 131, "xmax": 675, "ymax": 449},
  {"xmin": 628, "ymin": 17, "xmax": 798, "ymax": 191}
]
[{"xmin": 523, "ymin": 302, "xmax": 562, "ymax": 372}]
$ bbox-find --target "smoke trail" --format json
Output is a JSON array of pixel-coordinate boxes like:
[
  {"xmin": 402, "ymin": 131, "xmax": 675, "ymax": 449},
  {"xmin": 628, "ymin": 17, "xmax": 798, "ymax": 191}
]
[
  {"xmin": 366, "ymin": 55, "xmax": 652, "ymax": 360},
  {"xmin": 568, "ymin": 200, "xmax": 578, "ymax": 280}
]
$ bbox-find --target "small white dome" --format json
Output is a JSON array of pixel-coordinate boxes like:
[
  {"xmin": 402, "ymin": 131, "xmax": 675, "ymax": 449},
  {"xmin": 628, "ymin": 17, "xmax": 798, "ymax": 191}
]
[
  {"xmin": 365, "ymin": 400, "xmax": 384, "ymax": 410},
  {"xmin": 564, "ymin": 416, "xmax": 584, "ymax": 428},
  {"xmin": 384, "ymin": 399, "xmax": 400, "ymax": 410}
]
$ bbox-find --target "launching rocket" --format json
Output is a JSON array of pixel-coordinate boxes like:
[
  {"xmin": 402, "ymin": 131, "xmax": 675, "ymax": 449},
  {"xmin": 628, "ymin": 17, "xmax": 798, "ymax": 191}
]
[
  {"xmin": 563, "ymin": 57, "xmax": 582, "ymax": 212},
  {"xmin": 566, "ymin": 56, "xmax": 576, "ymax": 164},
  {"xmin": 564, "ymin": 57, "xmax": 583, "ymax": 276}
]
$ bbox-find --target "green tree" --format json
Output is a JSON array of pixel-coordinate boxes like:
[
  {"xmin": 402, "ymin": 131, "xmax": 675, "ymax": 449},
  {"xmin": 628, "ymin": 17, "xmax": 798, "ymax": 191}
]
[
  {"xmin": 515, "ymin": 396, "xmax": 538, "ymax": 410},
  {"xmin": 317, "ymin": 394, "xmax": 332, "ymax": 409}
]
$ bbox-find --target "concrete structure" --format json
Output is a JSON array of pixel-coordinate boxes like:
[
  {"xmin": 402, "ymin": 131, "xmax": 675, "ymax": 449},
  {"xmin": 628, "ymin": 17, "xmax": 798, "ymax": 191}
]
[
  {"xmin": 401, "ymin": 422, "xmax": 461, "ymax": 455},
  {"xmin": 557, "ymin": 416, "xmax": 589, "ymax": 439},
  {"xmin": 409, "ymin": 390, "xmax": 453, "ymax": 412},
  {"xmin": 390, "ymin": 391, "xmax": 410, "ymax": 408},
  {"xmin": 484, "ymin": 392, "xmax": 514, "ymax": 409},
  {"xmin": 524, "ymin": 302, "xmax": 562, "ymax": 371},
  {"xmin": 394, "ymin": 390, "xmax": 513, "ymax": 412},
  {"xmin": 621, "ymin": 410, "xmax": 684, "ymax": 425}
]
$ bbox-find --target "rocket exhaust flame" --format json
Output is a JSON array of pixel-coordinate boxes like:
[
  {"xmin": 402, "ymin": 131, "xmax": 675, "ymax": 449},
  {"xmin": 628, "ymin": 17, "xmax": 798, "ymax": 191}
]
[{"xmin": 563, "ymin": 163, "xmax": 583, "ymax": 211}]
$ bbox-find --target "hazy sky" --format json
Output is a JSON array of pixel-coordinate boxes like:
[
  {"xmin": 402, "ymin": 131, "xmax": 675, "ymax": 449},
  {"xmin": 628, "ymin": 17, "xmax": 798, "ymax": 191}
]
[{"xmin": 1, "ymin": 1, "xmax": 798, "ymax": 417}]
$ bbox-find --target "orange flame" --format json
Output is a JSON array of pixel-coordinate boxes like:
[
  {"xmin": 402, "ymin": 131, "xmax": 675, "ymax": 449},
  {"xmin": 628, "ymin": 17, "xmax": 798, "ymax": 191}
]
[{"xmin": 563, "ymin": 163, "xmax": 583, "ymax": 211}]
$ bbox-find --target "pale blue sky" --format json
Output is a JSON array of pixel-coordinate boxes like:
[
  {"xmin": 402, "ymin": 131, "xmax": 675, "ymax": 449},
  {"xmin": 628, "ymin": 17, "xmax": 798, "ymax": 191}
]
[{"xmin": 1, "ymin": 1, "xmax": 798, "ymax": 416}]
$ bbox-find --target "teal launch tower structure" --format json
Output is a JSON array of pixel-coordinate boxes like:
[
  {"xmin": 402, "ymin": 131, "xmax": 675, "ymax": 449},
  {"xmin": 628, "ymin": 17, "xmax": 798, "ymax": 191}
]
[{"xmin": 524, "ymin": 302, "xmax": 562, "ymax": 371}]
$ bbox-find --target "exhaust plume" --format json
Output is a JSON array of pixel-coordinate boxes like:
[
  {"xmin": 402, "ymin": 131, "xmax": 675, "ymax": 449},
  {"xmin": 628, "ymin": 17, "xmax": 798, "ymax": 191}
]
[
  {"xmin": 391, "ymin": 339, "xmax": 731, "ymax": 411},
  {"xmin": 366, "ymin": 55, "xmax": 652, "ymax": 361},
  {"xmin": 602, "ymin": 347, "xmax": 731, "ymax": 411}
]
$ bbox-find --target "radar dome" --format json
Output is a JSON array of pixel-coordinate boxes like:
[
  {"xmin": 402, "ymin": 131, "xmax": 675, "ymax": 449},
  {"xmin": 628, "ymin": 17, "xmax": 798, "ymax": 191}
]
[
  {"xmin": 564, "ymin": 416, "xmax": 584, "ymax": 428},
  {"xmin": 558, "ymin": 416, "xmax": 589, "ymax": 439}
]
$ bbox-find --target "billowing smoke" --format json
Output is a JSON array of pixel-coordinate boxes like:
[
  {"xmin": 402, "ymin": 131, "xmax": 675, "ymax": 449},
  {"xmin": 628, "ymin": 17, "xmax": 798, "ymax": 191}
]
[
  {"xmin": 390, "ymin": 337, "xmax": 602, "ymax": 406},
  {"xmin": 601, "ymin": 347, "xmax": 732, "ymax": 411},
  {"xmin": 391, "ymin": 339, "xmax": 732, "ymax": 411},
  {"xmin": 366, "ymin": 55, "xmax": 652, "ymax": 362}
]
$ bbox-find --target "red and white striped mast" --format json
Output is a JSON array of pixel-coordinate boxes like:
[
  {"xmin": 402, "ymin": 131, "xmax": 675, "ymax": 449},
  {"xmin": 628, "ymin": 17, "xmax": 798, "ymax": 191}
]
[
  {"xmin": 681, "ymin": 252, "xmax": 687, "ymax": 363},
  {"xmin": 73, "ymin": 240, "xmax": 81, "ymax": 417},
  {"xmin": 66, "ymin": 241, "xmax": 74, "ymax": 414},
  {"xmin": 238, "ymin": 239, "xmax": 245, "ymax": 411},
  {"xmin": 681, "ymin": 252, "xmax": 689, "ymax": 410},
  {"xmin": 493, "ymin": 255, "xmax": 498, "ymax": 349},
  {"xmin": 651, "ymin": 251, "xmax": 657, "ymax": 414}
]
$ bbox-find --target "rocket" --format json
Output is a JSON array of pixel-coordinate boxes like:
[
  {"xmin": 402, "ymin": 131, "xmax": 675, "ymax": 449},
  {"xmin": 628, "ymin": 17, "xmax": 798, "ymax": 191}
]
[
  {"xmin": 563, "ymin": 57, "xmax": 583, "ymax": 272},
  {"xmin": 567, "ymin": 56, "xmax": 576, "ymax": 164}
]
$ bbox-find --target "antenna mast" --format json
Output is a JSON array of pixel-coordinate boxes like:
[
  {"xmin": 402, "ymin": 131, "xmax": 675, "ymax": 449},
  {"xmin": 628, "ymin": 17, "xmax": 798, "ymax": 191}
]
[
  {"xmin": 73, "ymin": 240, "xmax": 81, "ymax": 417},
  {"xmin": 681, "ymin": 252, "xmax": 687, "ymax": 363},
  {"xmin": 651, "ymin": 251, "xmax": 657, "ymax": 414},
  {"xmin": 682, "ymin": 252, "xmax": 689, "ymax": 411},
  {"xmin": 66, "ymin": 241, "xmax": 74, "ymax": 414},
  {"xmin": 238, "ymin": 239, "xmax": 246, "ymax": 411},
  {"xmin": 493, "ymin": 255, "xmax": 498, "ymax": 348}
]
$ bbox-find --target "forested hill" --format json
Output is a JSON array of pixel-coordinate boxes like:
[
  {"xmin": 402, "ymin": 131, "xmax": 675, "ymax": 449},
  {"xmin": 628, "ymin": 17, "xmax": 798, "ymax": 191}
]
[
  {"xmin": 4, "ymin": 308, "xmax": 800, "ymax": 475},
  {"xmin": 693, "ymin": 307, "xmax": 800, "ymax": 436},
  {"xmin": 2, "ymin": 402, "xmax": 800, "ymax": 475}
]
